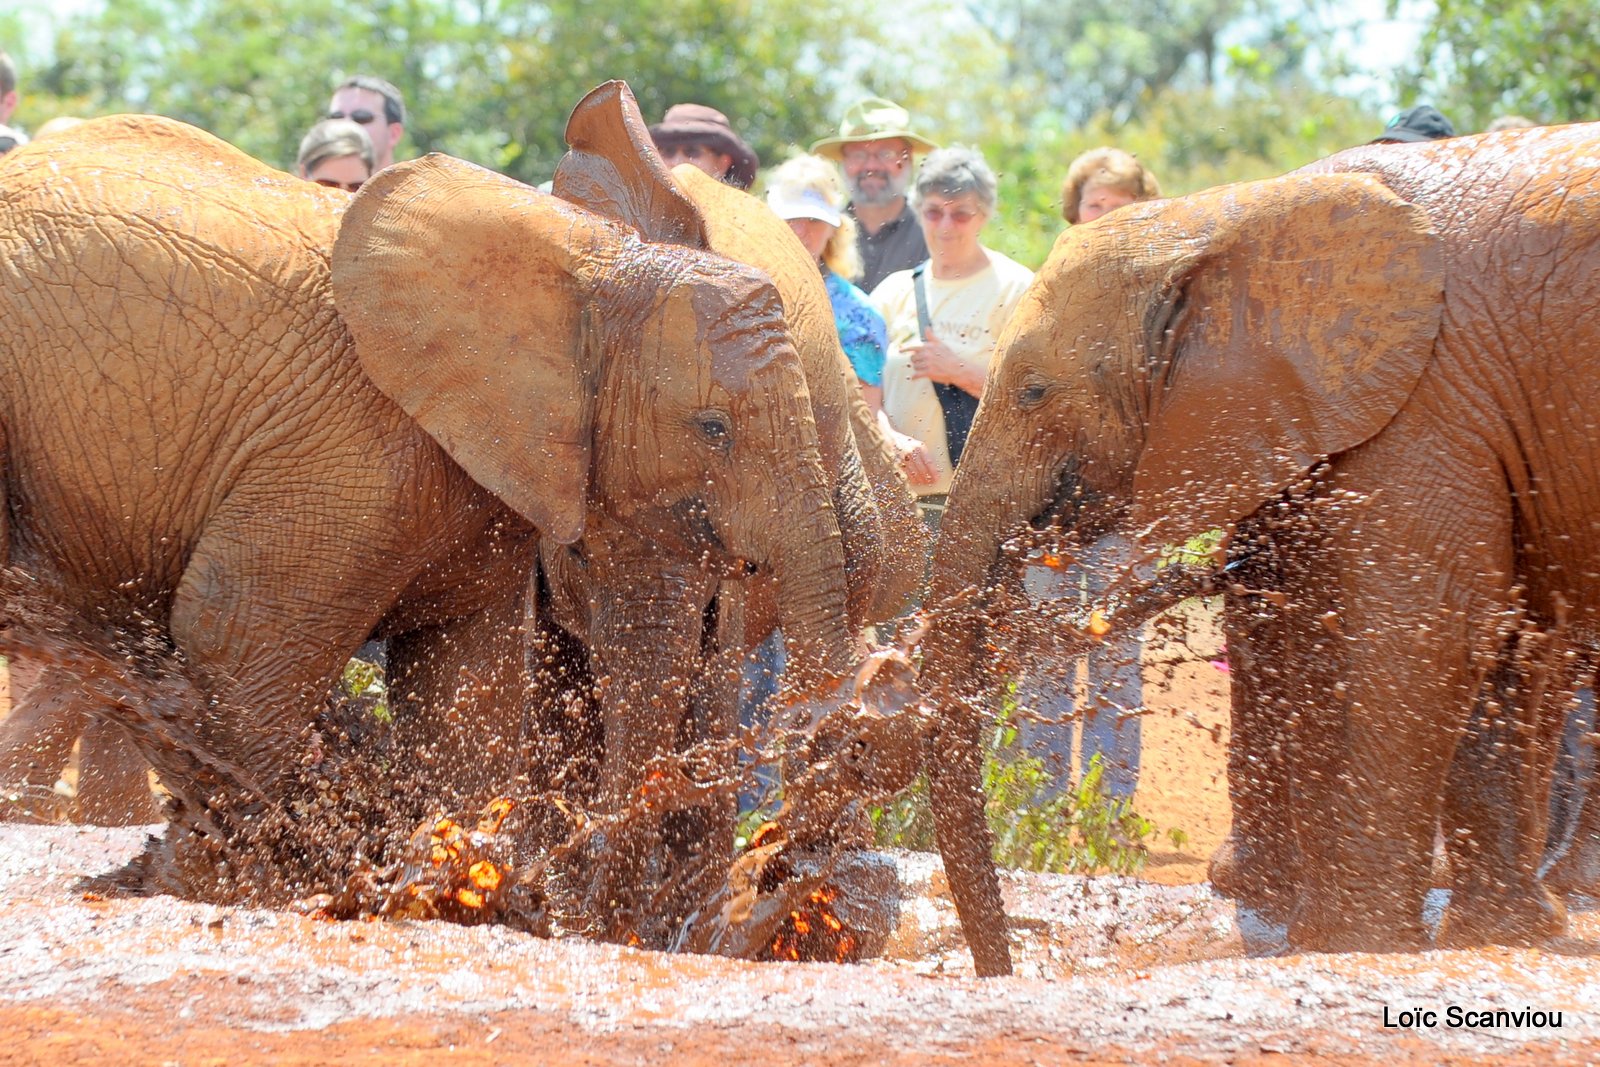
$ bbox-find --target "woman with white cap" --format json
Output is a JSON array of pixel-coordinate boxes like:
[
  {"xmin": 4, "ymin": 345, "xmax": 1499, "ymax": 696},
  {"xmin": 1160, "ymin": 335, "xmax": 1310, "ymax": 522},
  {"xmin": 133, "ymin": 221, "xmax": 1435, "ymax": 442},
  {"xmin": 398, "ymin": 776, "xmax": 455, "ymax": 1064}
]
[{"xmin": 765, "ymin": 154, "xmax": 888, "ymax": 413}]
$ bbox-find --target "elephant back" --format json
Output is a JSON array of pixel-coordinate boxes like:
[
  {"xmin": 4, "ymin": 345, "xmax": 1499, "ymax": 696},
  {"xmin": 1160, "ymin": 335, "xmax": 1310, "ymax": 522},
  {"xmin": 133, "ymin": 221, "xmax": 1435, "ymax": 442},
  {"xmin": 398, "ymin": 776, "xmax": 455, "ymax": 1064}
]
[{"xmin": 0, "ymin": 115, "xmax": 415, "ymax": 609}]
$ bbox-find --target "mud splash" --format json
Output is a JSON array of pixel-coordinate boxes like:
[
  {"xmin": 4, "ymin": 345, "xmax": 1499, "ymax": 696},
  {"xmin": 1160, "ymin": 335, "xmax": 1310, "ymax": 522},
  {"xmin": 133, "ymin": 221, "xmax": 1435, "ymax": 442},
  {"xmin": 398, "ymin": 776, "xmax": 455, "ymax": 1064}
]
[
  {"xmin": 3, "ymin": 824, "xmax": 1598, "ymax": 1065},
  {"xmin": 0, "ymin": 565, "xmax": 926, "ymax": 962}
]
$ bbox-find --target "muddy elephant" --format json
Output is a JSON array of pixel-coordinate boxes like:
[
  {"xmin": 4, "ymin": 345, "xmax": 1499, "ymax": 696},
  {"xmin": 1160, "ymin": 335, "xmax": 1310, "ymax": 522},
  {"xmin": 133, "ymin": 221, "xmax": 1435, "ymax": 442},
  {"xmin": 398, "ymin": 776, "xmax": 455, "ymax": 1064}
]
[
  {"xmin": 522, "ymin": 82, "xmax": 927, "ymax": 939},
  {"xmin": 0, "ymin": 116, "xmax": 856, "ymax": 871},
  {"xmin": 920, "ymin": 122, "xmax": 1600, "ymax": 973}
]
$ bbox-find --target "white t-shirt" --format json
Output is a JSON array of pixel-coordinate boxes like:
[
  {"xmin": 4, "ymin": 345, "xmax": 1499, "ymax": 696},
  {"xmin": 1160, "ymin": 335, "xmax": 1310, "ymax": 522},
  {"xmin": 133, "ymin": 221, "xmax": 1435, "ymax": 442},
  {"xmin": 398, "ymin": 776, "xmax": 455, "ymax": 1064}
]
[{"xmin": 872, "ymin": 248, "xmax": 1035, "ymax": 495}]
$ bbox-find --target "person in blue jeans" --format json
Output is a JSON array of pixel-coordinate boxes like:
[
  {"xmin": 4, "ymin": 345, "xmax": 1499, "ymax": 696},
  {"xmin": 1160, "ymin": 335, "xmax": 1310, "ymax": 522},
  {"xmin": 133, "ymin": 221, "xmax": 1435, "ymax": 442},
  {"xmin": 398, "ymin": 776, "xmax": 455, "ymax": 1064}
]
[
  {"xmin": 1009, "ymin": 148, "xmax": 1166, "ymax": 803},
  {"xmin": 1017, "ymin": 537, "xmax": 1143, "ymax": 801}
]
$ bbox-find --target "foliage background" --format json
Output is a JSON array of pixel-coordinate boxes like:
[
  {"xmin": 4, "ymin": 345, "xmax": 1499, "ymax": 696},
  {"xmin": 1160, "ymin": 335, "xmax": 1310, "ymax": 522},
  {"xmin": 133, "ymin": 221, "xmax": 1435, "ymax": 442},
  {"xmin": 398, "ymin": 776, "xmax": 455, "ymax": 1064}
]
[{"xmin": 2, "ymin": 0, "xmax": 1591, "ymax": 267}]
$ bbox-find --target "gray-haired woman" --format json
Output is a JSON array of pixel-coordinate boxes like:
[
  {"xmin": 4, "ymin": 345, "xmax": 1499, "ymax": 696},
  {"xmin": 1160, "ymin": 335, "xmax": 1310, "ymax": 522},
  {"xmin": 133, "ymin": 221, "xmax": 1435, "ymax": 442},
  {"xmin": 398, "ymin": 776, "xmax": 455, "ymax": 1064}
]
[
  {"xmin": 296, "ymin": 118, "xmax": 374, "ymax": 192},
  {"xmin": 871, "ymin": 146, "xmax": 1034, "ymax": 505}
]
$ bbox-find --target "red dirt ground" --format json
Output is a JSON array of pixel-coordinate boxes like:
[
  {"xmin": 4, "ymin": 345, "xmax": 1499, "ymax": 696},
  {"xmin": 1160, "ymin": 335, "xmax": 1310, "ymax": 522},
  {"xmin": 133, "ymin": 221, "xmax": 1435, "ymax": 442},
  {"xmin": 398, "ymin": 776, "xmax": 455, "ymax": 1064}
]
[{"xmin": 2, "ymin": 602, "xmax": 1597, "ymax": 1065}]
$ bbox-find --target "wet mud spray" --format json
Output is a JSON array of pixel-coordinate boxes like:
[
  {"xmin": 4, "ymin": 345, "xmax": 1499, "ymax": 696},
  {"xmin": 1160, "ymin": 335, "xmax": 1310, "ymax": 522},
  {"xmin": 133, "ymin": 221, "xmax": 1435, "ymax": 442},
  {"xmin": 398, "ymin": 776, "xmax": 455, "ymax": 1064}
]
[
  {"xmin": 0, "ymin": 565, "xmax": 911, "ymax": 962},
  {"xmin": 4, "ymin": 566, "xmax": 1600, "ymax": 1063}
]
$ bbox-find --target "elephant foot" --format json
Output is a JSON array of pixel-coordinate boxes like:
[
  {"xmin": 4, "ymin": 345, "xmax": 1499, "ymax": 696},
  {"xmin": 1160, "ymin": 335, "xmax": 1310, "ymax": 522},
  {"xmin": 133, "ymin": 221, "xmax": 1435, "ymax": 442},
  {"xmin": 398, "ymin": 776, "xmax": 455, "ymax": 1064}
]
[
  {"xmin": 1209, "ymin": 829, "xmax": 1296, "ymax": 922},
  {"xmin": 1438, "ymin": 882, "xmax": 1567, "ymax": 949},
  {"xmin": 1287, "ymin": 915, "xmax": 1432, "ymax": 955},
  {"xmin": 0, "ymin": 781, "xmax": 73, "ymax": 824},
  {"xmin": 1286, "ymin": 888, "xmax": 1432, "ymax": 955}
]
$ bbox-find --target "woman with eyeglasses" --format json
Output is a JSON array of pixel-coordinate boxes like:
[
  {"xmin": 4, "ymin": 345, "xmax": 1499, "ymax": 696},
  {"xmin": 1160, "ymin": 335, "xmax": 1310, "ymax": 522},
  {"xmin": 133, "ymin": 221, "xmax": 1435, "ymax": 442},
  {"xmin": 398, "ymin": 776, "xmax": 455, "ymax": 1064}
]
[
  {"xmin": 1013, "ymin": 146, "xmax": 1165, "ymax": 808},
  {"xmin": 295, "ymin": 118, "xmax": 374, "ymax": 193},
  {"xmin": 870, "ymin": 146, "xmax": 1034, "ymax": 520}
]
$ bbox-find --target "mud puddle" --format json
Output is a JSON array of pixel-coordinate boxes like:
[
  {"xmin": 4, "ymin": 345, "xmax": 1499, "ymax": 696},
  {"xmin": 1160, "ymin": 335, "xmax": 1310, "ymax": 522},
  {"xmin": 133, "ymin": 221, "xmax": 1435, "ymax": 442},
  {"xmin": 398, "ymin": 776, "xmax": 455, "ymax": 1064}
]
[{"xmin": 2, "ymin": 823, "xmax": 1597, "ymax": 1065}]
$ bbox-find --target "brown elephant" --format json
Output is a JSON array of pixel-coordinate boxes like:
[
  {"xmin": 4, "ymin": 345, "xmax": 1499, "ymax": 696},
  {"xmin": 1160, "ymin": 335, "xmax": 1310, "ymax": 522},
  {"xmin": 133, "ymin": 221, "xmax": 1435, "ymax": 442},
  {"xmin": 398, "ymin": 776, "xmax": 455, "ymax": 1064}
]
[
  {"xmin": 920, "ymin": 122, "xmax": 1600, "ymax": 974},
  {"xmin": 524, "ymin": 82, "xmax": 926, "ymax": 939},
  {"xmin": 0, "ymin": 116, "xmax": 856, "ymax": 887}
]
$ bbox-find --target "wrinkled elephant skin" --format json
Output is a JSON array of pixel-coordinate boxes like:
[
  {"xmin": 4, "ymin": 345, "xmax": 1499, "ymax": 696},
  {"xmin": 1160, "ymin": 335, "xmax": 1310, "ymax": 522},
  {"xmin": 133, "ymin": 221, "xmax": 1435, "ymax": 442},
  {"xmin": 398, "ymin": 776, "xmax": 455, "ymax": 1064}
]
[
  {"xmin": 922, "ymin": 122, "xmax": 1600, "ymax": 966},
  {"xmin": 0, "ymin": 116, "xmax": 853, "ymax": 904}
]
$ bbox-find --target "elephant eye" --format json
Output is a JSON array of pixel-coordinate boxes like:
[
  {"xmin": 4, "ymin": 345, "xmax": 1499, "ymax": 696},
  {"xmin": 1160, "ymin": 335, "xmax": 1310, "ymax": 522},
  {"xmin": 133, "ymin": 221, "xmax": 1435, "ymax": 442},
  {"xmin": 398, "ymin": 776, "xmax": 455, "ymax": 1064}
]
[
  {"xmin": 696, "ymin": 412, "xmax": 732, "ymax": 448},
  {"xmin": 1019, "ymin": 382, "xmax": 1050, "ymax": 407}
]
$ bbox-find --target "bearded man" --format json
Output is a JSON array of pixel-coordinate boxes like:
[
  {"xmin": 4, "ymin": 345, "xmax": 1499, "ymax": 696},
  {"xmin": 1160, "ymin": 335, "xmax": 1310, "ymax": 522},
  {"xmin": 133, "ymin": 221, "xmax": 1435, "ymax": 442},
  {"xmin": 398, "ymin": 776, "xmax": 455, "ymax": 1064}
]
[{"xmin": 812, "ymin": 97, "xmax": 940, "ymax": 293}]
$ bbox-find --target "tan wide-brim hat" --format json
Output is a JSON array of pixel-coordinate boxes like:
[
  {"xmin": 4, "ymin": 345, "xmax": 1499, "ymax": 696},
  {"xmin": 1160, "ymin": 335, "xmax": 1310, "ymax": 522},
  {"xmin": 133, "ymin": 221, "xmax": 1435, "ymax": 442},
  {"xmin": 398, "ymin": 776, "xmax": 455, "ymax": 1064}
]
[{"xmin": 810, "ymin": 97, "xmax": 939, "ymax": 160}]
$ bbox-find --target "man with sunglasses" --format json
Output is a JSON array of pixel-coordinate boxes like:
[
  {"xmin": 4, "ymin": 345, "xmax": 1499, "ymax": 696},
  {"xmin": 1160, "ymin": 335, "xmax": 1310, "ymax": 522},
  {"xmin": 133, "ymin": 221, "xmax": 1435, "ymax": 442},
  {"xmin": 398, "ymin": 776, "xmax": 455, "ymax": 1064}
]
[
  {"xmin": 326, "ymin": 74, "xmax": 406, "ymax": 171},
  {"xmin": 811, "ymin": 97, "xmax": 939, "ymax": 293},
  {"xmin": 1, "ymin": 50, "xmax": 29, "ymax": 157}
]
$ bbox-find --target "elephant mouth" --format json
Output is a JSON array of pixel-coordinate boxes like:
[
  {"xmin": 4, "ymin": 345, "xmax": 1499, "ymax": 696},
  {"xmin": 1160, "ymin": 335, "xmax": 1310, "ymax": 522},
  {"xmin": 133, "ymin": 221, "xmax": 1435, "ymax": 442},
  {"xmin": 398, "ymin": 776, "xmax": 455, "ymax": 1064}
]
[
  {"xmin": 1030, "ymin": 458, "xmax": 1093, "ymax": 533},
  {"xmin": 665, "ymin": 496, "xmax": 758, "ymax": 578}
]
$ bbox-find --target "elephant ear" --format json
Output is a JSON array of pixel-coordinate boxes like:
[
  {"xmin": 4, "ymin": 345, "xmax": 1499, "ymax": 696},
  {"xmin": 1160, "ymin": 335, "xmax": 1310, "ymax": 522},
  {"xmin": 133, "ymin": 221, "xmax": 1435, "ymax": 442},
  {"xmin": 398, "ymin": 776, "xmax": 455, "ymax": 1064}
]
[
  {"xmin": 552, "ymin": 80, "xmax": 710, "ymax": 248},
  {"xmin": 332, "ymin": 153, "xmax": 615, "ymax": 544},
  {"xmin": 1130, "ymin": 172, "xmax": 1444, "ymax": 546}
]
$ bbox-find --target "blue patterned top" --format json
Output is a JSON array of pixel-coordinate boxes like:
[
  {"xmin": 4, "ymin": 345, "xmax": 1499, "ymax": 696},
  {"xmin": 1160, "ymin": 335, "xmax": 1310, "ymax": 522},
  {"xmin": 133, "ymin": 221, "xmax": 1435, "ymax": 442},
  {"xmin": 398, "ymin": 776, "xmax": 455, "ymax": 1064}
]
[{"xmin": 823, "ymin": 268, "xmax": 888, "ymax": 387}]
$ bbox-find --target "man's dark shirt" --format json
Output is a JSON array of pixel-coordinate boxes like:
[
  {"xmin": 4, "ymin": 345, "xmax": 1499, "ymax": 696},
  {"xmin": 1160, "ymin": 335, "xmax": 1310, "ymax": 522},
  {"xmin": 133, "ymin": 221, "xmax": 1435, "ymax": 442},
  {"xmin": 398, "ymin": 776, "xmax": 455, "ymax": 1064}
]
[{"xmin": 850, "ymin": 201, "xmax": 929, "ymax": 294}]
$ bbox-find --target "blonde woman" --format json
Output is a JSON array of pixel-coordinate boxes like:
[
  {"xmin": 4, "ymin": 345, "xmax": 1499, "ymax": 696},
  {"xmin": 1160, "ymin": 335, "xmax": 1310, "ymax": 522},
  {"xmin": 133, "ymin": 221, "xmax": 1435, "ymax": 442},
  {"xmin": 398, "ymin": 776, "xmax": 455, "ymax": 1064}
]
[
  {"xmin": 766, "ymin": 154, "xmax": 888, "ymax": 413},
  {"xmin": 1060, "ymin": 146, "xmax": 1162, "ymax": 223}
]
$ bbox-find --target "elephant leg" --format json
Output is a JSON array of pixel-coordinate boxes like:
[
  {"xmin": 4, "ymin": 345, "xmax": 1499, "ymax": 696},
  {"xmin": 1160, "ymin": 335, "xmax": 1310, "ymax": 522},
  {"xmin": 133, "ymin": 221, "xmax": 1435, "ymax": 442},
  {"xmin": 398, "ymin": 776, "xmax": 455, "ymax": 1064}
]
[
  {"xmin": 1212, "ymin": 588, "xmax": 1297, "ymax": 918},
  {"xmin": 0, "ymin": 661, "xmax": 85, "ymax": 818},
  {"xmin": 1438, "ymin": 636, "xmax": 1569, "ymax": 946},
  {"xmin": 385, "ymin": 569, "xmax": 533, "ymax": 804},
  {"xmin": 166, "ymin": 490, "xmax": 417, "ymax": 800},
  {"xmin": 1287, "ymin": 452, "xmax": 1512, "ymax": 954},
  {"xmin": 584, "ymin": 560, "xmax": 717, "ymax": 945},
  {"xmin": 1210, "ymin": 501, "xmax": 1336, "ymax": 922},
  {"xmin": 2, "ymin": 664, "xmax": 158, "ymax": 825},
  {"xmin": 73, "ymin": 718, "xmax": 160, "ymax": 826}
]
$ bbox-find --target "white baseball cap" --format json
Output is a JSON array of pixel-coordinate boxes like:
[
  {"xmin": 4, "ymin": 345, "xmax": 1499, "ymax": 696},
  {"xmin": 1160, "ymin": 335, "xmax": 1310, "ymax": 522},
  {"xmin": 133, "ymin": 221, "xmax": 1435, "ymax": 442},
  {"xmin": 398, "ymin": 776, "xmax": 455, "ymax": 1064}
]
[{"xmin": 766, "ymin": 184, "xmax": 842, "ymax": 227}]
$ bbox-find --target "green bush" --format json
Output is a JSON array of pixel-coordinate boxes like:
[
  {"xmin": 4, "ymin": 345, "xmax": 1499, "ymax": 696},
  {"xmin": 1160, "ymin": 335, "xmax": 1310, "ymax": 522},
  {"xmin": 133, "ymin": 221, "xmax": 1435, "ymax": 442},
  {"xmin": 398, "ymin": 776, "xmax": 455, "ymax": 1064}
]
[
  {"xmin": 340, "ymin": 657, "xmax": 390, "ymax": 722},
  {"xmin": 870, "ymin": 714, "xmax": 1187, "ymax": 876}
]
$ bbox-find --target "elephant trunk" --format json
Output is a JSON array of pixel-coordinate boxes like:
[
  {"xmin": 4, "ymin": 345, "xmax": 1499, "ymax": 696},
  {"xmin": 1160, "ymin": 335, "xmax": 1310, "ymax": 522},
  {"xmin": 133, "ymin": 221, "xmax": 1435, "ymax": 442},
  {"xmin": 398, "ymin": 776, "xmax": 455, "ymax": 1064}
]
[
  {"xmin": 589, "ymin": 566, "xmax": 712, "ymax": 814},
  {"xmin": 828, "ymin": 438, "xmax": 885, "ymax": 630},
  {"xmin": 580, "ymin": 558, "xmax": 717, "ymax": 944},
  {"xmin": 769, "ymin": 473, "xmax": 856, "ymax": 695},
  {"xmin": 918, "ymin": 424, "xmax": 1067, "ymax": 979}
]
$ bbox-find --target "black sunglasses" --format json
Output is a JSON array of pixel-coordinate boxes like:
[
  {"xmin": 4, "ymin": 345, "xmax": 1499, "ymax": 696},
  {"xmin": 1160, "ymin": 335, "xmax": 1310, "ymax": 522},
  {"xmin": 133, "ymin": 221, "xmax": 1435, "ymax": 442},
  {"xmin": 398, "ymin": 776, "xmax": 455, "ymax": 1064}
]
[
  {"xmin": 314, "ymin": 177, "xmax": 364, "ymax": 192},
  {"xmin": 327, "ymin": 109, "xmax": 379, "ymax": 125}
]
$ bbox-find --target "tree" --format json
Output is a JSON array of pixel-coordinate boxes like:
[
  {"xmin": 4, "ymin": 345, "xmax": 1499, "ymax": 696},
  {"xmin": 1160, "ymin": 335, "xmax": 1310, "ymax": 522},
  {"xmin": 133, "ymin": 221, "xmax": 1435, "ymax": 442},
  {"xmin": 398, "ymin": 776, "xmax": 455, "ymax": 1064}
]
[
  {"xmin": 14, "ymin": 0, "xmax": 1386, "ymax": 269},
  {"xmin": 961, "ymin": 0, "xmax": 1333, "ymax": 128},
  {"xmin": 860, "ymin": 0, "xmax": 1369, "ymax": 268},
  {"xmin": 24, "ymin": 0, "xmax": 884, "ymax": 185},
  {"xmin": 1401, "ymin": 0, "xmax": 1600, "ymax": 128}
]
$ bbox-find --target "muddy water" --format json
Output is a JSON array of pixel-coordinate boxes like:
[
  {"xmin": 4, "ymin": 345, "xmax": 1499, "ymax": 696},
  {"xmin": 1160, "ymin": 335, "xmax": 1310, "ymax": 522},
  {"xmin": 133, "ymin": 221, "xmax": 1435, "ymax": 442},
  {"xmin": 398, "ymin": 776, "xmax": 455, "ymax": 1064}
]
[
  {"xmin": 1, "ymin": 824, "xmax": 1596, "ymax": 1065},
  {"xmin": 5, "ymin": 592, "xmax": 1599, "ymax": 1063}
]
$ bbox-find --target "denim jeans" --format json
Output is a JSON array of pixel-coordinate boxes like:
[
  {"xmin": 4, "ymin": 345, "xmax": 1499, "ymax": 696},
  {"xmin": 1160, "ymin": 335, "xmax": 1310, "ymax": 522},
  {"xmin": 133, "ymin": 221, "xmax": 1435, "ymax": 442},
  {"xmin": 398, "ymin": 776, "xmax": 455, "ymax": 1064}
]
[
  {"xmin": 736, "ymin": 629, "xmax": 786, "ymax": 814},
  {"xmin": 1015, "ymin": 541, "xmax": 1143, "ymax": 801},
  {"xmin": 1548, "ymin": 685, "xmax": 1596, "ymax": 857}
]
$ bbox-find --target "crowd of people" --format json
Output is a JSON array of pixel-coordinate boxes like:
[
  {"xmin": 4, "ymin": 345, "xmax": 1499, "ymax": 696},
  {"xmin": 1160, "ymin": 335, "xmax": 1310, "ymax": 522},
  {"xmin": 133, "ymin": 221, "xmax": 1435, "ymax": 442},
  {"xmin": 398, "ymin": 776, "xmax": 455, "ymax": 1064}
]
[{"xmin": 0, "ymin": 47, "xmax": 1544, "ymax": 807}]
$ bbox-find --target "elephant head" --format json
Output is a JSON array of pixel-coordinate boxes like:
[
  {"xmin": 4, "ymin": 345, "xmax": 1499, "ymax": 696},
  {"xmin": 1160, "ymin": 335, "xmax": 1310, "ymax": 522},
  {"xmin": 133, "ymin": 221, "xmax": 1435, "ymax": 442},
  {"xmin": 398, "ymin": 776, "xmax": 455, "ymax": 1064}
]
[
  {"xmin": 331, "ymin": 153, "xmax": 856, "ymax": 720},
  {"xmin": 920, "ymin": 173, "xmax": 1444, "ymax": 976},
  {"xmin": 552, "ymin": 80, "xmax": 926, "ymax": 630}
]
